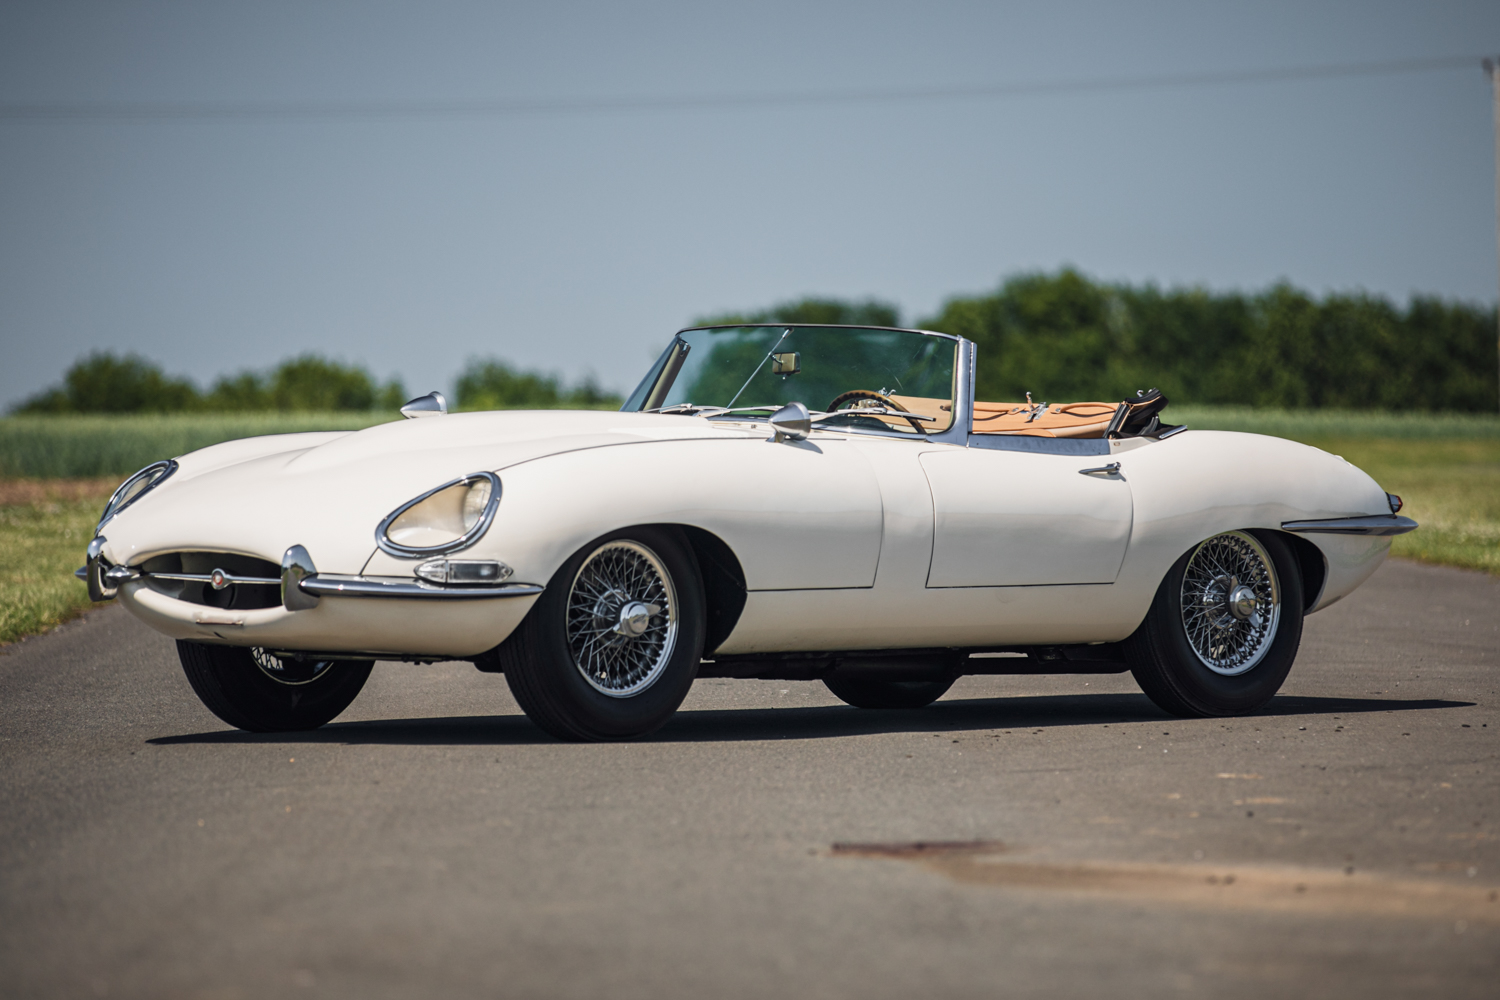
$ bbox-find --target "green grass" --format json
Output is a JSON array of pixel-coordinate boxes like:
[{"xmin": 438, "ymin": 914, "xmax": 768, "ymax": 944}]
[
  {"xmin": 1171, "ymin": 406, "xmax": 1500, "ymax": 439},
  {"xmin": 0, "ymin": 489, "xmax": 112, "ymax": 646},
  {"xmin": 0, "ymin": 412, "xmax": 398, "ymax": 479},
  {"xmin": 0, "ymin": 406, "xmax": 625, "ymax": 479},
  {"xmin": 1296, "ymin": 438, "xmax": 1500, "ymax": 575}
]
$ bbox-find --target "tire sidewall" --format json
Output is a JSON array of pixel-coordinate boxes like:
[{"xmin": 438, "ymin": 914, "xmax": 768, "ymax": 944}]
[
  {"xmin": 527, "ymin": 526, "xmax": 705, "ymax": 738},
  {"xmin": 178, "ymin": 640, "xmax": 373, "ymax": 732},
  {"xmin": 1150, "ymin": 530, "xmax": 1304, "ymax": 715}
]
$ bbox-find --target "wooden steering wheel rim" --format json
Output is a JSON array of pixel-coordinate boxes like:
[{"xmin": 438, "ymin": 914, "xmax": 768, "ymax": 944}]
[{"xmin": 825, "ymin": 390, "xmax": 927, "ymax": 433}]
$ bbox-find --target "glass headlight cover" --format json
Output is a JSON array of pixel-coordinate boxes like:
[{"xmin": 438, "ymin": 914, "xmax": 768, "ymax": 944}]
[
  {"xmin": 97, "ymin": 459, "xmax": 178, "ymax": 531},
  {"xmin": 376, "ymin": 471, "xmax": 501, "ymax": 557}
]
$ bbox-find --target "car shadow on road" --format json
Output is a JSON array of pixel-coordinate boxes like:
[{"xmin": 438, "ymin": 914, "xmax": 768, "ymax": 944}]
[{"xmin": 146, "ymin": 692, "xmax": 1471, "ymax": 746}]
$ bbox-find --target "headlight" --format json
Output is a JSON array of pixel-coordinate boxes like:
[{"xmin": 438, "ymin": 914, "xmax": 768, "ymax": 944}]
[
  {"xmin": 97, "ymin": 459, "xmax": 177, "ymax": 531},
  {"xmin": 376, "ymin": 471, "xmax": 501, "ymax": 557}
]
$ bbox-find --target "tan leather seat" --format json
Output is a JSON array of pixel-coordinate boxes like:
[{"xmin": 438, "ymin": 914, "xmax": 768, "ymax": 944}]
[{"xmin": 971, "ymin": 401, "xmax": 1117, "ymax": 438}]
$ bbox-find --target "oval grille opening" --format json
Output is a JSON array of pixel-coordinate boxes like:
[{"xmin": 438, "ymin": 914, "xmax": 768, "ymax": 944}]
[{"xmin": 139, "ymin": 552, "xmax": 283, "ymax": 610}]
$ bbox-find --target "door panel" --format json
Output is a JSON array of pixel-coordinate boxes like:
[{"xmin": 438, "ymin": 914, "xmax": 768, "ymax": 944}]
[
  {"xmin": 718, "ymin": 437, "xmax": 885, "ymax": 590},
  {"xmin": 921, "ymin": 449, "xmax": 1133, "ymax": 587}
]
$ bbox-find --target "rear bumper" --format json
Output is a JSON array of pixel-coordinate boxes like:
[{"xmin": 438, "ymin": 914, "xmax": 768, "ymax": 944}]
[{"xmin": 1282, "ymin": 514, "xmax": 1418, "ymax": 536}]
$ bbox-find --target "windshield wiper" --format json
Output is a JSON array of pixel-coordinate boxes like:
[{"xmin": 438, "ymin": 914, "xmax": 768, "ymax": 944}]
[
  {"xmin": 645, "ymin": 403, "xmax": 729, "ymax": 415},
  {"xmin": 704, "ymin": 405, "xmax": 938, "ymax": 433},
  {"xmin": 818, "ymin": 407, "xmax": 936, "ymax": 422}
]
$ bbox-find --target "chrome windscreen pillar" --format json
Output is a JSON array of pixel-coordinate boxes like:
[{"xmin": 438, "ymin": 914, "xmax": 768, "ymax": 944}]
[{"xmin": 927, "ymin": 337, "xmax": 975, "ymax": 447}]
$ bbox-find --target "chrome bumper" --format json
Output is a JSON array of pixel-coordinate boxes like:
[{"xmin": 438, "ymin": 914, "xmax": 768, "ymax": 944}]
[
  {"xmin": 299, "ymin": 576, "xmax": 542, "ymax": 599},
  {"xmin": 81, "ymin": 539, "xmax": 543, "ymax": 608},
  {"xmin": 1281, "ymin": 514, "xmax": 1418, "ymax": 536}
]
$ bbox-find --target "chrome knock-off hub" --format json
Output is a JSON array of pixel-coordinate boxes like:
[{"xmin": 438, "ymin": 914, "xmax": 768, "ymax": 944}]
[
  {"xmin": 1227, "ymin": 583, "xmax": 1258, "ymax": 621},
  {"xmin": 615, "ymin": 601, "xmax": 661, "ymax": 638}
]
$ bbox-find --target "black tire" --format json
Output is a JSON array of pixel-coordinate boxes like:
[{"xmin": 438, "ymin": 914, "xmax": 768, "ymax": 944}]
[
  {"xmin": 500, "ymin": 526, "xmax": 706, "ymax": 741},
  {"xmin": 823, "ymin": 676, "xmax": 956, "ymax": 710},
  {"xmin": 1124, "ymin": 529, "xmax": 1304, "ymax": 718},
  {"xmin": 176, "ymin": 641, "xmax": 373, "ymax": 732}
]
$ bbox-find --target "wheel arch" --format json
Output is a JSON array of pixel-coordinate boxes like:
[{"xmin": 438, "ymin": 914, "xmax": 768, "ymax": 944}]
[
  {"xmin": 1253, "ymin": 529, "xmax": 1327, "ymax": 613},
  {"xmin": 671, "ymin": 524, "xmax": 747, "ymax": 655},
  {"xmin": 524, "ymin": 520, "xmax": 748, "ymax": 658}
]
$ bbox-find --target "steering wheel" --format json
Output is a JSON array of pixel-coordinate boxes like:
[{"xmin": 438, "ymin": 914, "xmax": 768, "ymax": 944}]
[{"xmin": 825, "ymin": 390, "xmax": 928, "ymax": 434}]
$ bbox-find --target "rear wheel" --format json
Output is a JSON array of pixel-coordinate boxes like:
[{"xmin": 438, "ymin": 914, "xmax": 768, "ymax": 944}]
[
  {"xmin": 823, "ymin": 676, "xmax": 956, "ymax": 710},
  {"xmin": 500, "ymin": 527, "xmax": 705, "ymax": 741},
  {"xmin": 176, "ymin": 641, "xmax": 373, "ymax": 732},
  {"xmin": 1124, "ymin": 530, "xmax": 1304, "ymax": 717}
]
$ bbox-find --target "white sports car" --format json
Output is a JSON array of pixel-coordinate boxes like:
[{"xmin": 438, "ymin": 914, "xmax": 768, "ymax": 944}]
[{"xmin": 82, "ymin": 324, "xmax": 1416, "ymax": 739}]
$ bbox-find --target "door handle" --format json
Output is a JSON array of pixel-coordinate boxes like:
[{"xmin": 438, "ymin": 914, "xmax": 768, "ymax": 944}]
[{"xmin": 1079, "ymin": 462, "xmax": 1122, "ymax": 478}]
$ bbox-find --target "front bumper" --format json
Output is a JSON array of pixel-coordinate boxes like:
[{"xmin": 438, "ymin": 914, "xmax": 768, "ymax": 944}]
[
  {"xmin": 118, "ymin": 579, "xmax": 540, "ymax": 659},
  {"xmin": 88, "ymin": 538, "xmax": 544, "ymax": 658}
]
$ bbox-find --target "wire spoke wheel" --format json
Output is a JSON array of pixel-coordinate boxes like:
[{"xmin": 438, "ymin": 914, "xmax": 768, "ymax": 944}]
[
  {"xmin": 251, "ymin": 647, "xmax": 334, "ymax": 686},
  {"xmin": 566, "ymin": 540, "xmax": 679, "ymax": 698},
  {"xmin": 1178, "ymin": 531, "xmax": 1281, "ymax": 677}
]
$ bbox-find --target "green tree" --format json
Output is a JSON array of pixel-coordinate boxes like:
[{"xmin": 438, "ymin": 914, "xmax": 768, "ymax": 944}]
[
  {"xmin": 14, "ymin": 352, "xmax": 200, "ymax": 414},
  {"xmin": 454, "ymin": 359, "xmax": 621, "ymax": 410},
  {"xmin": 921, "ymin": 270, "xmax": 1498, "ymax": 411},
  {"xmin": 693, "ymin": 296, "xmax": 901, "ymax": 328},
  {"xmin": 205, "ymin": 355, "xmax": 403, "ymax": 412}
]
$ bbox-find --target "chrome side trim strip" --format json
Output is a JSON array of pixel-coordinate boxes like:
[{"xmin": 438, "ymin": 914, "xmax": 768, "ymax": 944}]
[
  {"xmin": 1281, "ymin": 515, "xmax": 1418, "ymax": 536},
  {"xmin": 968, "ymin": 434, "xmax": 1111, "ymax": 456},
  {"xmin": 299, "ymin": 574, "xmax": 544, "ymax": 600}
]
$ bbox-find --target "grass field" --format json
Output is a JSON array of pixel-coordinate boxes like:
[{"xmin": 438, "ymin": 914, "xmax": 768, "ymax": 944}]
[
  {"xmin": 0, "ymin": 412, "xmax": 397, "ymax": 478},
  {"xmin": 1, "ymin": 407, "xmax": 1496, "ymax": 647},
  {"xmin": 0, "ymin": 480, "xmax": 115, "ymax": 646}
]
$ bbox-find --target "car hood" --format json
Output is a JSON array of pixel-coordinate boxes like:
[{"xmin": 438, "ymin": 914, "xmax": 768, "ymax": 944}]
[{"xmin": 100, "ymin": 409, "xmax": 755, "ymax": 573}]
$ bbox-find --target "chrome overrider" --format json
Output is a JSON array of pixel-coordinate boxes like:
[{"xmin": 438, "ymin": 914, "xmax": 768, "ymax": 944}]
[{"xmin": 78, "ymin": 540, "xmax": 542, "ymax": 609}]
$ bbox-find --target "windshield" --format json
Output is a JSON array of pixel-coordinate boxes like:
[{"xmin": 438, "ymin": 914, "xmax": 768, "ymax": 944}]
[{"xmin": 622, "ymin": 326, "xmax": 957, "ymax": 434}]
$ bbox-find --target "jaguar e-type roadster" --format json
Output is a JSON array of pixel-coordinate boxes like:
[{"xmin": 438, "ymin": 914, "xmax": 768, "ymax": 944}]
[{"xmin": 81, "ymin": 324, "xmax": 1416, "ymax": 740}]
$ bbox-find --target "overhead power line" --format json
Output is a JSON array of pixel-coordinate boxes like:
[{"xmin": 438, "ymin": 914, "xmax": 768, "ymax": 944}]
[{"xmin": 0, "ymin": 53, "xmax": 1485, "ymax": 121}]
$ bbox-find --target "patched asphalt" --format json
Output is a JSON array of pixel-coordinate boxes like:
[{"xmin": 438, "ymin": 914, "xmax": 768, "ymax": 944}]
[{"xmin": 1, "ymin": 558, "xmax": 1496, "ymax": 998}]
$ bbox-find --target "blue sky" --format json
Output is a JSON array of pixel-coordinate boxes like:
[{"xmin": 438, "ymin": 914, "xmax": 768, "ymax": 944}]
[{"xmin": 1, "ymin": 0, "xmax": 1497, "ymax": 408}]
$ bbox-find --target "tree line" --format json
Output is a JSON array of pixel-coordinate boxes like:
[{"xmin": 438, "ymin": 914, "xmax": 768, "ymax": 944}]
[
  {"xmin": 12, "ymin": 353, "xmax": 620, "ymax": 414},
  {"xmin": 699, "ymin": 270, "xmax": 1498, "ymax": 411},
  {"xmin": 14, "ymin": 270, "xmax": 1498, "ymax": 415}
]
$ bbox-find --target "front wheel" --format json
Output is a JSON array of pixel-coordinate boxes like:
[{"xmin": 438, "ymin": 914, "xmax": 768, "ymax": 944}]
[
  {"xmin": 177, "ymin": 641, "xmax": 373, "ymax": 732},
  {"xmin": 1124, "ymin": 530, "xmax": 1304, "ymax": 718},
  {"xmin": 500, "ymin": 527, "xmax": 706, "ymax": 741}
]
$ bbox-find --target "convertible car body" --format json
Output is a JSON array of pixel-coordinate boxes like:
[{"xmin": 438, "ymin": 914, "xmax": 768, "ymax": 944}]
[{"xmin": 82, "ymin": 324, "xmax": 1416, "ymax": 739}]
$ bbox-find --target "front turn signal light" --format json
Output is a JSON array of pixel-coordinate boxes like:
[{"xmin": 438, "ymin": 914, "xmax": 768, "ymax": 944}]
[{"xmin": 415, "ymin": 558, "xmax": 513, "ymax": 585}]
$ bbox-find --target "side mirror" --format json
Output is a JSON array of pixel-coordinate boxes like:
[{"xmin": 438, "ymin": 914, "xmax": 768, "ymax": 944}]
[
  {"xmin": 767, "ymin": 401, "xmax": 811, "ymax": 443},
  {"xmin": 401, "ymin": 391, "xmax": 448, "ymax": 419}
]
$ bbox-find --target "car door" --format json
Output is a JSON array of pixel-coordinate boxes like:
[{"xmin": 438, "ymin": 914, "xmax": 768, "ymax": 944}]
[{"xmin": 920, "ymin": 443, "xmax": 1133, "ymax": 587}]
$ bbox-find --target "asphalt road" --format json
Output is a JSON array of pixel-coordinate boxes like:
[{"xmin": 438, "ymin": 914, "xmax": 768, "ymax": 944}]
[{"xmin": 2, "ymin": 558, "xmax": 1497, "ymax": 999}]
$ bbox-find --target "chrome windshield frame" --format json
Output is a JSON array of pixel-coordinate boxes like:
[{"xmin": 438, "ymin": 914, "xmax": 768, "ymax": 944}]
[{"xmin": 631, "ymin": 323, "xmax": 974, "ymax": 442}]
